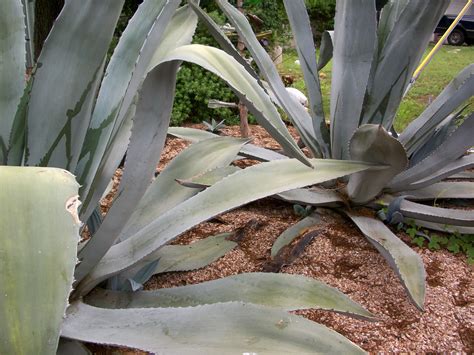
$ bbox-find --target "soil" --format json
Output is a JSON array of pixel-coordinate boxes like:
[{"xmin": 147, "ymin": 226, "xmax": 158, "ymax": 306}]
[{"xmin": 90, "ymin": 124, "xmax": 473, "ymax": 354}]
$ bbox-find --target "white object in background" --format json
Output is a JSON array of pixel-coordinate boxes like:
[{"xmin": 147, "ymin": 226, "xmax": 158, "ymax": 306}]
[
  {"xmin": 294, "ymin": 59, "xmax": 300, "ymax": 66},
  {"xmin": 285, "ymin": 87, "xmax": 308, "ymax": 108}
]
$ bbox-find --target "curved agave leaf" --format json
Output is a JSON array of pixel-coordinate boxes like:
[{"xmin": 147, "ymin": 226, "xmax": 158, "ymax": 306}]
[
  {"xmin": 318, "ymin": 31, "xmax": 334, "ymax": 71},
  {"xmin": 76, "ymin": 158, "xmax": 374, "ymax": 295},
  {"xmin": 330, "ymin": 0, "xmax": 377, "ymax": 160},
  {"xmin": 345, "ymin": 211, "xmax": 425, "ymax": 310},
  {"xmin": 272, "ymin": 213, "xmax": 324, "ymax": 258},
  {"xmin": 283, "ymin": 0, "xmax": 330, "ymax": 151},
  {"xmin": 79, "ymin": 99, "xmax": 136, "ymax": 221},
  {"xmin": 400, "ymin": 64, "xmax": 474, "ymax": 155},
  {"xmin": 149, "ymin": 233, "xmax": 237, "ymax": 274},
  {"xmin": 398, "ymin": 199, "xmax": 474, "ymax": 228},
  {"xmin": 148, "ymin": 4, "xmax": 199, "ymax": 68},
  {"xmin": 187, "ymin": 0, "xmax": 259, "ymax": 81},
  {"xmin": 216, "ymin": 0, "xmax": 326, "ymax": 158},
  {"xmin": 389, "ymin": 112, "xmax": 474, "ymax": 190},
  {"xmin": 347, "ymin": 124, "xmax": 407, "ymax": 204},
  {"xmin": 360, "ymin": 0, "xmax": 449, "ymax": 128},
  {"xmin": 25, "ymin": 0, "xmax": 124, "ymax": 170},
  {"xmin": 177, "ymin": 166, "xmax": 241, "ymax": 189},
  {"xmin": 118, "ymin": 137, "xmax": 248, "ymax": 242},
  {"xmin": 405, "ymin": 154, "xmax": 474, "ymax": 191},
  {"xmin": 75, "ymin": 61, "xmax": 181, "ymax": 282},
  {"xmin": 116, "ymin": 233, "xmax": 236, "ymax": 291},
  {"xmin": 85, "ymin": 273, "xmax": 373, "ymax": 319},
  {"xmin": 62, "ymin": 302, "xmax": 365, "ymax": 354},
  {"xmin": 0, "ymin": 167, "xmax": 79, "ymax": 354},
  {"xmin": 396, "ymin": 182, "xmax": 474, "ymax": 201},
  {"xmin": 76, "ymin": 0, "xmax": 180, "ymax": 198},
  {"xmin": 276, "ymin": 188, "xmax": 344, "ymax": 207},
  {"xmin": 168, "ymin": 126, "xmax": 288, "ymax": 161},
  {"xmin": 161, "ymin": 44, "xmax": 310, "ymax": 166},
  {"xmin": 0, "ymin": 0, "xmax": 26, "ymax": 164},
  {"xmin": 408, "ymin": 106, "xmax": 466, "ymax": 167}
]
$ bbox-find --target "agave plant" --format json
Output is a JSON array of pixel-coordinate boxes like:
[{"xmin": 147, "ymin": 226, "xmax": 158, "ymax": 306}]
[
  {"xmin": 0, "ymin": 0, "xmax": 386, "ymax": 353},
  {"xmin": 170, "ymin": 0, "xmax": 474, "ymax": 312}
]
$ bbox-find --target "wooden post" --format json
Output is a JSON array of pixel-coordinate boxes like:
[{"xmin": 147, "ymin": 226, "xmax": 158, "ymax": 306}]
[{"xmin": 236, "ymin": 0, "xmax": 250, "ymax": 138}]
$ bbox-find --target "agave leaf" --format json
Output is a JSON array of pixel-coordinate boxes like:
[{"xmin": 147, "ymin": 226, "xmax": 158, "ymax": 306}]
[
  {"xmin": 400, "ymin": 64, "xmax": 474, "ymax": 155},
  {"xmin": 118, "ymin": 137, "xmax": 248, "ymax": 243},
  {"xmin": 6, "ymin": 74, "xmax": 32, "ymax": 165},
  {"xmin": 25, "ymin": 0, "xmax": 124, "ymax": 170},
  {"xmin": 401, "ymin": 218, "xmax": 474, "ymax": 235},
  {"xmin": 283, "ymin": 0, "xmax": 330, "ymax": 151},
  {"xmin": 162, "ymin": 44, "xmax": 311, "ymax": 166},
  {"xmin": 276, "ymin": 188, "xmax": 344, "ymax": 207},
  {"xmin": 397, "ymin": 182, "xmax": 474, "ymax": 201},
  {"xmin": 0, "ymin": 167, "xmax": 79, "ymax": 354},
  {"xmin": 317, "ymin": 30, "xmax": 334, "ymax": 71},
  {"xmin": 448, "ymin": 171, "xmax": 474, "ymax": 179},
  {"xmin": 177, "ymin": 166, "xmax": 241, "ymax": 189},
  {"xmin": 77, "ymin": 158, "xmax": 374, "ymax": 295},
  {"xmin": 76, "ymin": 0, "xmax": 180, "ymax": 197},
  {"xmin": 188, "ymin": 0, "xmax": 259, "ymax": 81},
  {"xmin": 272, "ymin": 213, "xmax": 324, "ymax": 258},
  {"xmin": 347, "ymin": 124, "xmax": 407, "ymax": 204},
  {"xmin": 345, "ymin": 212, "xmax": 425, "ymax": 310},
  {"xmin": 389, "ymin": 112, "xmax": 474, "ymax": 190},
  {"xmin": 330, "ymin": 0, "xmax": 377, "ymax": 160},
  {"xmin": 150, "ymin": 233, "xmax": 237, "ymax": 274},
  {"xmin": 406, "ymin": 155, "xmax": 474, "ymax": 191},
  {"xmin": 0, "ymin": 0, "xmax": 26, "ymax": 165},
  {"xmin": 79, "ymin": 98, "xmax": 136, "ymax": 221},
  {"xmin": 216, "ymin": 0, "xmax": 326, "ymax": 158},
  {"xmin": 62, "ymin": 302, "xmax": 365, "ymax": 354},
  {"xmin": 361, "ymin": 0, "xmax": 449, "ymax": 128},
  {"xmin": 408, "ymin": 106, "xmax": 466, "ymax": 167},
  {"xmin": 398, "ymin": 199, "xmax": 474, "ymax": 228},
  {"xmin": 148, "ymin": 4, "xmax": 199, "ymax": 69},
  {"xmin": 86, "ymin": 273, "xmax": 373, "ymax": 319},
  {"xmin": 117, "ymin": 233, "xmax": 237, "ymax": 290},
  {"xmin": 168, "ymin": 126, "xmax": 288, "ymax": 161},
  {"xmin": 75, "ymin": 61, "xmax": 180, "ymax": 282}
]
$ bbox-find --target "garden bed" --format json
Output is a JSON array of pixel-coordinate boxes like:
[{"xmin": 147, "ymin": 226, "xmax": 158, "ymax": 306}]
[{"xmin": 94, "ymin": 124, "xmax": 473, "ymax": 354}]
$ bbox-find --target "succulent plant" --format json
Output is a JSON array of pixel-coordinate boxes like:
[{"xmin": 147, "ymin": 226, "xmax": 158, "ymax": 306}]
[
  {"xmin": 0, "ymin": 0, "xmax": 384, "ymax": 353},
  {"xmin": 172, "ymin": 0, "xmax": 474, "ymax": 312},
  {"xmin": 202, "ymin": 117, "xmax": 226, "ymax": 132}
]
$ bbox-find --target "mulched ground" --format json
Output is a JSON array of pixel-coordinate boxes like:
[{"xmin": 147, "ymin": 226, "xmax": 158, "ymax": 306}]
[{"xmin": 91, "ymin": 123, "xmax": 473, "ymax": 354}]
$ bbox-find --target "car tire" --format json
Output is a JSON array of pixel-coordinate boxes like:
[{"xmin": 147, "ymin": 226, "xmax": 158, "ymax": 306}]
[{"xmin": 447, "ymin": 28, "xmax": 465, "ymax": 46}]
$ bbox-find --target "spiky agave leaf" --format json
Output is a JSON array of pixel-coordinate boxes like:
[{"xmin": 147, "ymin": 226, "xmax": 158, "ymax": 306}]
[
  {"xmin": 25, "ymin": 0, "xmax": 124, "ymax": 170},
  {"xmin": 345, "ymin": 211, "xmax": 425, "ymax": 310},
  {"xmin": 0, "ymin": 0, "xmax": 26, "ymax": 165},
  {"xmin": 76, "ymin": 158, "xmax": 375, "ymax": 295},
  {"xmin": 85, "ymin": 273, "xmax": 373, "ymax": 319},
  {"xmin": 62, "ymin": 302, "xmax": 366, "ymax": 354},
  {"xmin": 347, "ymin": 124, "xmax": 407, "ymax": 204},
  {"xmin": 0, "ymin": 167, "xmax": 80, "ymax": 354}
]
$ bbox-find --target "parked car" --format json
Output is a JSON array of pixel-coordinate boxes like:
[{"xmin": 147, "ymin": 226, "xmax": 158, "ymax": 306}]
[{"xmin": 435, "ymin": 14, "xmax": 474, "ymax": 45}]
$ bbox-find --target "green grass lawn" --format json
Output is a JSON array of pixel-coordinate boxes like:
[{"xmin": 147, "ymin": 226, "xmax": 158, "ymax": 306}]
[{"xmin": 278, "ymin": 44, "xmax": 473, "ymax": 131}]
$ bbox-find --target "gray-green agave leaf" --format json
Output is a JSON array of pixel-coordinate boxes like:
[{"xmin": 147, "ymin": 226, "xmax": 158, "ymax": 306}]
[
  {"xmin": 345, "ymin": 211, "xmax": 425, "ymax": 310},
  {"xmin": 85, "ymin": 273, "xmax": 373, "ymax": 320},
  {"xmin": 62, "ymin": 302, "xmax": 366, "ymax": 354},
  {"xmin": 347, "ymin": 124, "xmax": 407, "ymax": 204},
  {"xmin": 0, "ymin": 0, "xmax": 26, "ymax": 165},
  {"xmin": 0, "ymin": 167, "xmax": 80, "ymax": 354}
]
